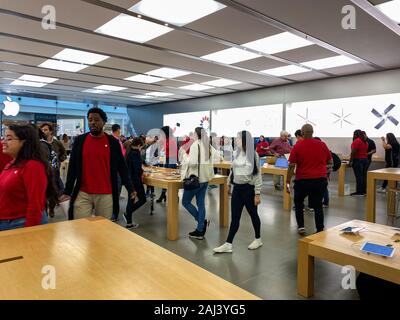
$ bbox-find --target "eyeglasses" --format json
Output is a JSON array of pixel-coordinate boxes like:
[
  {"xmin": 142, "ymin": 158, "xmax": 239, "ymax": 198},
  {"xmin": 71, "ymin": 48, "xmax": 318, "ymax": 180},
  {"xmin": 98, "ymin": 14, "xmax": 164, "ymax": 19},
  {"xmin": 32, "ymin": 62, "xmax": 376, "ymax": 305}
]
[{"xmin": 4, "ymin": 138, "xmax": 20, "ymax": 142}]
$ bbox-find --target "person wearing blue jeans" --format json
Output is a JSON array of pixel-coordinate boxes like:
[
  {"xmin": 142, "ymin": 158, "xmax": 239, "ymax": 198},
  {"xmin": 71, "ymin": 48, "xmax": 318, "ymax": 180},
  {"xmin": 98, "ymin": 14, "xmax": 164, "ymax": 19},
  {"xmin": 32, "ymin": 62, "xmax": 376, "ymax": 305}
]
[
  {"xmin": 182, "ymin": 182, "xmax": 208, "ymax": 236},
  {"xmin": 0, "ymin": 211, "xmax": 48, "ymax": 231}
]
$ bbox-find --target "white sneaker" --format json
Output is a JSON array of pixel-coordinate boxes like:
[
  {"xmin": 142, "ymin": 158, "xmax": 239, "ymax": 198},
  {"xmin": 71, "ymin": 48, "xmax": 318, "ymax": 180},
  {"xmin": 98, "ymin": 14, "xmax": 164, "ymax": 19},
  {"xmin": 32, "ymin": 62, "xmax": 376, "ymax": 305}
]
[
  {"xmin": 213, "ymin": 242, "xmax": 233, "ymax": 253},
  {"xmin": 248, "ymin": 238, "xmax": 263, "ymax": 250},
  {"xmin": 377, "ymin": 187, "xmax": 386, "ymax": 193},
  {"xmin": 298, "ymin": 227, "xmax": 306, "ymax": 235}
]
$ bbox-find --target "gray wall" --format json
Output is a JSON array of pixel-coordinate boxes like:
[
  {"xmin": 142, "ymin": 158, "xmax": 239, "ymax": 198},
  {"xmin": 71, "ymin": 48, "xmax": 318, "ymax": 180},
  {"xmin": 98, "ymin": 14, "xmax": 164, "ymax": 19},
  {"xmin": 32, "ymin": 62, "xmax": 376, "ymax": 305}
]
[{"xmin": 127, "ymin": 68, "xmax": 400, "ymax": 139}]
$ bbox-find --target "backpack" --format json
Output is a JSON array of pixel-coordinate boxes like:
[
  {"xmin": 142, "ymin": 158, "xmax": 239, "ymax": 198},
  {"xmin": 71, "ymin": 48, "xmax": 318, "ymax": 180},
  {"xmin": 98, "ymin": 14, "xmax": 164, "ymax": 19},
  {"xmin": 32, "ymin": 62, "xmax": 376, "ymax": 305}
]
[{"xmin": 331, "ymin": 152, "xmax": 341, "ymax": 172}]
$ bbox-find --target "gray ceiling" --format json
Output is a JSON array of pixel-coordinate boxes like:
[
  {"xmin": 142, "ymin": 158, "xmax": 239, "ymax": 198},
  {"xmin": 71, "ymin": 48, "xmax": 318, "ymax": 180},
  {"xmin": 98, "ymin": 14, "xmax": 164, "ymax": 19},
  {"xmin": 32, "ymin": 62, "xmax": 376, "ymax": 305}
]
[{"xmin": 0, "ymin": 0, "xmax": 399, "ymax": 107}]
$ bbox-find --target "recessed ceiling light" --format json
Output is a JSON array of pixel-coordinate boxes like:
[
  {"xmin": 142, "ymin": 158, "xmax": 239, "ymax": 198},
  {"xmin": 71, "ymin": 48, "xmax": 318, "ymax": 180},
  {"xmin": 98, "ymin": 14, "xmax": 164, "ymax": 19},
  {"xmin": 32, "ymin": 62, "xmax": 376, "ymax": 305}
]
[
  {"xmin": 95, "ymin": 85, "xmax": 127, "ymax": 91},
  {"xmin": 130, "ymin": 0, "xmax": 225, "ymax": 27},
  {"xmin": 146, "ymin": 67, "xmax": 191, "ymax": 78},
  {"xmin": 201, "ymin": 78, "xmax": 241, "ymax": 87},
  {"xmin": 10, "ymin": 74, "xmax": 58, "ymax": 87},
  {"xmin": 95, "ymin": 13, "xmax": 172, "ymax": 43},
  {"xmin": 201, "ymin": 47, "xmax": 261, "ymax": 64},
  {"xmin": 53, "ymin": 48, "xmax": 109, "ymax": 65},
  {"xmin": 83, "ymin": 89, "xmax": 111, "ymax": 94},
  {"xmin": 19, "ymin": 75, "xmax": 58, "ymax": 83},
  {"xmin": 261, "ymin": 65, "xmax": 310, "ymax": 76},
  {"xmin": 125, "ymin": 74, "xmax": 164, "ymax": 83},
  {"xmin": 146, "ymin": 91, "xmax": 174, "ymax": 97},
  {"xmin": 39, "ymin": 60, "xmax": 86, "ymax": 72},
  {"xmin": 180, "ymin": 84, "xmax": 213, "ymax": 91},
  {"xmin": 301, "ymin": 55, "xmax": 359, "ymax": 70},
  {"xmin": 376, "ymin": 0, "xmax": 400, "ymax": 23},
  {"xmin": 131, "ymin": 95, "xmax": 153, "ymax": 99},
  {"xmin": 243, "ymin": 32, "xmax": 313, "ymax": 55}
]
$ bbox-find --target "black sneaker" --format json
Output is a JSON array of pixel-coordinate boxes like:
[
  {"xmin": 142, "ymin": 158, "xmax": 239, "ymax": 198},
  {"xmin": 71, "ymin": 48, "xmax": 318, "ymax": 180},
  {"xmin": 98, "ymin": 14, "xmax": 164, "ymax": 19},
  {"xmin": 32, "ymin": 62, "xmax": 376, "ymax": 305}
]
[{"xmin": 189, "ymin": 229, "xmax": 204, "ymax": 240}]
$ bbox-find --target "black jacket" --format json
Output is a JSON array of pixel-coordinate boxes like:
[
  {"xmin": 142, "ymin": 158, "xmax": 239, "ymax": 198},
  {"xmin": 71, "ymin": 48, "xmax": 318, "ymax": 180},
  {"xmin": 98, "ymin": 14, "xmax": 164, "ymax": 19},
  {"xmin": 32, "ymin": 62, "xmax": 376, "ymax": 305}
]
[
  {"xmin": 64, "ymin": 133, "xmax": 134, "ymax": 219},
  {"xmin": 126, "ymin": 149, "xmax": 143, "ymax": 189}
]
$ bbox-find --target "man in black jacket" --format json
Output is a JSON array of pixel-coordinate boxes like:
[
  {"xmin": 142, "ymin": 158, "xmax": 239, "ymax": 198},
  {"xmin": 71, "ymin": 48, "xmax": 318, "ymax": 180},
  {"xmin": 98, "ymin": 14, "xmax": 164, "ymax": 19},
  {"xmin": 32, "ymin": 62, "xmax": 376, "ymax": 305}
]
[{"xmin": 60, "ymin": 108, "xmax": 135, "ymax": 220}]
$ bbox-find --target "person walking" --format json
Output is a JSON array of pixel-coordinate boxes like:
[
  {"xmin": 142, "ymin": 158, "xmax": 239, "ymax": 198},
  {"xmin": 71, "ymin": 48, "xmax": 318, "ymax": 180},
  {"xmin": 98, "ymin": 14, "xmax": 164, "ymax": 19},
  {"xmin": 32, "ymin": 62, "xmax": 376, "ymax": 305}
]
[
  {"xmin": 286, "ymin": 124, "xmax": 332, "ymax": 234},
  {"xmin": 213, "ymin": 130, "xmax": 263, "ymax": 253},
  {"xmin": 378, "ymin": 133, "xmax": 400, "ymax": 192},
  {"xmin": 349, "ymin": 130, "xmax": 369, "ymax": 196}
]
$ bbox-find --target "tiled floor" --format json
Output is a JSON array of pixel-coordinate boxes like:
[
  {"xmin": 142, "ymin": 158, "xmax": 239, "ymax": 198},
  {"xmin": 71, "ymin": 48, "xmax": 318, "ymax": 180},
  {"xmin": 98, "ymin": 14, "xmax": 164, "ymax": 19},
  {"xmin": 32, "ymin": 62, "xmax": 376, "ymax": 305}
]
[{"xmin": 52, "ymin": 178, "xmax": 398, "ymax": 300}]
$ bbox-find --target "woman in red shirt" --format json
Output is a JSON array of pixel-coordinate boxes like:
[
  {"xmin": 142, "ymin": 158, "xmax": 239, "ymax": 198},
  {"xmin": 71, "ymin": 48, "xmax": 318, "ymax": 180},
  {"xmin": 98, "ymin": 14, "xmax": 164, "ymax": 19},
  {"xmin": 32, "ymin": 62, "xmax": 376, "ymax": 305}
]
[
  {"xmin": 349, "ymin": 129, "xmax": 369, "ymax": 196},
  {"xmin": 0, "ymin": 125, "xmax": 58, "ymax": 231},
  {"xmin": 256, "ymin": 135, "xmax": 270, "ymax": 157}
]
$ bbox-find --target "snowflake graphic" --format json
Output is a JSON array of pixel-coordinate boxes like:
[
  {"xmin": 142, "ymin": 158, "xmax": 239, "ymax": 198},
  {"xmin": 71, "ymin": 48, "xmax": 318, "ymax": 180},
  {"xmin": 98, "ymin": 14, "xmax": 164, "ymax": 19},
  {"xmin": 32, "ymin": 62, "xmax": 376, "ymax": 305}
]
[{"xmin": 331, "ymin": 109, "xmax": 353, "ymax": 128}]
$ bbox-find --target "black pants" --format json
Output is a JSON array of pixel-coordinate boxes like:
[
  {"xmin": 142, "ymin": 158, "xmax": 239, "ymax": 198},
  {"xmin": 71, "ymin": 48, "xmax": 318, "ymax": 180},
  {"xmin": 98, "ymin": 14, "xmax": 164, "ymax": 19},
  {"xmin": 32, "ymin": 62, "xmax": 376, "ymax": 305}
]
[
  {"xmin": 294, "ymin": 178, "xmax": 327, "ymax": 232},
  {"xmin": 352, "ymin": 158, "xmax": 369, "ymax": 194},
  {"xmin": 382, "ymin": 160, "xmax": 399, "ymax": 188},
  {"xmin": 125, "ymin": 182, "xmax": 146, "ymax": 224},
  {"xmin": 226, "ymin": 184, "xmax": 261, "ymax": 244}
]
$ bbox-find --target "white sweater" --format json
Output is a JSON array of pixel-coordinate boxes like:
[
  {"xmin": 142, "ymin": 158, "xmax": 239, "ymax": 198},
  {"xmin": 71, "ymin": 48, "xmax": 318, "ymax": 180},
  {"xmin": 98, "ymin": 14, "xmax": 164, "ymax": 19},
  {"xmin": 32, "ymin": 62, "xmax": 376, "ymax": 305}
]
[
  {"xmin": 180, "ymin": 141, "xmax": 220, "ymax": 183},
  {"xmin": 230, "ymin": 151, "xmax": 263, "ymax": 195}
]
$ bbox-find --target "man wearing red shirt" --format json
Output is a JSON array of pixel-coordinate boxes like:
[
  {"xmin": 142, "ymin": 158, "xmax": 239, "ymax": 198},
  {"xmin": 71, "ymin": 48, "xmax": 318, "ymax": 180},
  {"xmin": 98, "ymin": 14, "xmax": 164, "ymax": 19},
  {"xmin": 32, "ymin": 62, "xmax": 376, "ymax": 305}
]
[
  {"xmin": 61, "ymin": 108, "xmax": 135, "ymax": 220},
  {"xmin": 287, "ymin": 124, "xmax": 332, "ymax": 234},
  {"xmin": 0, "ymin": 140, "xmax": 12, "ymax": 173}
]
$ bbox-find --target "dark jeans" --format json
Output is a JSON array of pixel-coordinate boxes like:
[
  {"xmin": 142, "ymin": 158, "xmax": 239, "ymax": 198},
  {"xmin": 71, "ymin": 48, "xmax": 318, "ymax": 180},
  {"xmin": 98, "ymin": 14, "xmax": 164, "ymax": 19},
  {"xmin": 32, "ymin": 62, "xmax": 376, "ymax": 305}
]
[
  {"xmin": 294, "ymin": 178, "xmax": 327, "ymax": 232},
  {"xmin": 227, "ymin": 184, "xmax": 261, "ymax": 244},
  {"xmin": 382, "ymin": 160, "xmax": 399, "ymax": 189},
  {"xmin": 352, "ymin": 158, "xmax": 369, "ymax": 194},
  {"xmin": 182, "ymin": 182, "xmax": 208, "ymax": 232},
  {"xmin": 111, "ymin": 175, "xmax": 122, "ymax": 220},
  {"xmin": 125, "ymin": 183, "xmax": 146, "ymax": 224}
]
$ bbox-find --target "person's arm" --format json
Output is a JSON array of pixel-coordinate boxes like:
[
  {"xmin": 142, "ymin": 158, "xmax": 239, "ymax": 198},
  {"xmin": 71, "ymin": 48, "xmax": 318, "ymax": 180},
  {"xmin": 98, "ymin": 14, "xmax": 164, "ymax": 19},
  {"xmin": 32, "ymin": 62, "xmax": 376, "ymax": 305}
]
[
  {"xmin": 286, "ymin": 163, "xmax": 296, "ymax": 194},
  {"xmin": 63, "ymin": 136, "xmax": 80, "ymax": 197},
  {"xmin": 253, "ymin": 154, "xmax": 262, "ymax": 205},
  {"xmin": 23, "ymin": 161, "xmax": 47, "ymax": 227},
  {"xmin": 382, "ymin": 137, "xmax": 392, "ymax": 150},
  {"xmin": 115, "ymin": 139, "xmax": 135, "ymax": 198},
  {"xmin": 57, "ymin": 140, "xmax": 67, "ymax": 162}
]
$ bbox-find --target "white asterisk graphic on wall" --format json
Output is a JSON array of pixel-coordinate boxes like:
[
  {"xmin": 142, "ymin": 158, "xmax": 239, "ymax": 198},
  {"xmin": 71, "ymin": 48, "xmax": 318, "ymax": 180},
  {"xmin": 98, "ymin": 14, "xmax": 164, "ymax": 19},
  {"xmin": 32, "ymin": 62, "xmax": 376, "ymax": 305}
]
[
  {"xmin": 297, "ymin": 108, "xmax": 316, "ymax": 126},
  {"xmin": 331, "ymin": 108, "xmax": 353, "ymax": 128}
]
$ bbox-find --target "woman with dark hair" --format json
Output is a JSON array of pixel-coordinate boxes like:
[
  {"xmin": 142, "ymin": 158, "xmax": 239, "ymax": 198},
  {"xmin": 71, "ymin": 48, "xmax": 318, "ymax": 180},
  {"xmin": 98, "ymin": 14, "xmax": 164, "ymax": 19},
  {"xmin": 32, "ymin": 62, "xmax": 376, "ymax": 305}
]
[
  {"xmin": 0, "ymin": 125, "xmax": 58, "ymax": 231},
  {"xmin": 378, "ymin": 133, "xmax": 400, "ymax": 192},
  {"xmin": 256, "ymin": 135, "xmax": 270, "ymax": 157},
  {"xmin": 214, "ymin": 130, "xmax": 263, "ymax": 253},
  {"xmin": 349, "ymin": 129, "xmax": 369, "ymax": 196},
  {"xmin": 156, "ymin": 126, "xmax": 178, "ymax": 203},
  {"xmin": 181, "ymin": 127, "xmax": 218, "ymax": 239}
]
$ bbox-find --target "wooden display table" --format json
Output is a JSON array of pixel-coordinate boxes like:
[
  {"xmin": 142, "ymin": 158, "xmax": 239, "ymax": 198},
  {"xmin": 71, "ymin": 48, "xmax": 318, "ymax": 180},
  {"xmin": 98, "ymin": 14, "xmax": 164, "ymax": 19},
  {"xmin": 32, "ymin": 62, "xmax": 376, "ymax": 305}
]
[
  {"xmin": 298, "ymin": 219, "xmax": 400, "ymax": 298},
  {"xmin": 143, "ymin": 167, "xmax": 229, "ymax": 240},
  {"xmin": 0, "ymin": 218, "xmax": 259, "ymax": 300},
  {"xmin": 366, "ymin": 168, "xmax": 400, "ymax": 222}
]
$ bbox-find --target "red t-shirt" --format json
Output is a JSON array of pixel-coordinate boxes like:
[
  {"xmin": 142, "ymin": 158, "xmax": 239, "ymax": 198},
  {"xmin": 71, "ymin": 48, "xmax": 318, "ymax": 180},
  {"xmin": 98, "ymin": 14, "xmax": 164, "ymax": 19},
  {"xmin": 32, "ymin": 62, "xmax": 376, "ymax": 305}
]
[
  {"xmin": 80, "ymin": 134, "xmax": 112, "ymax": 194},
  {"xmin": 0, "ymin": 160, "xmax": 47, "ymax": 226},
  {"xmin": 0, "ymin": 141, "xmax": 12, "ymax": 173},
  {"xmin": 164, "ymin": 138, "xmax": 178, "ymax": 162},
  {"xmin": 256, "ymin": 141, "xmax": 270, "ymax": 156},
  {"xmin": 289, "ymin": 139, "xmax": 332, "ymax": 180},
  {"xmin": 351, "ymin": 138, "xmax": 368, "ymax": 159}
]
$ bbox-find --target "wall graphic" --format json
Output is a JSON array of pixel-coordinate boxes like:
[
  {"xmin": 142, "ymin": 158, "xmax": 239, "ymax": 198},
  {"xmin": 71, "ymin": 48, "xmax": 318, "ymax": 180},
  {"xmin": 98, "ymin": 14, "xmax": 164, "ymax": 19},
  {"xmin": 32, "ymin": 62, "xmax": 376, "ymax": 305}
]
[
  {"xmin": 163, "ymin": 110, "xmax": 210, "ymax": 137},
  {"xmin": 286, "ymin": 93, "xmax": 400, "ymax": 137}
]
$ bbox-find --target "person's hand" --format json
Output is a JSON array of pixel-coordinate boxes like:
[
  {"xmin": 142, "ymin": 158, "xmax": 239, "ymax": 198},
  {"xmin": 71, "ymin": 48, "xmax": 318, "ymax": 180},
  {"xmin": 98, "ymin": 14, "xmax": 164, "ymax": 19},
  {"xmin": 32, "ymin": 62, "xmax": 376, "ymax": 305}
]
[
  {"xmin": 254, "ymin": 195, "xmax": 261, "ymax": 206},
  {"xmin": 286, "ymin": 182, "xmax": 291, "ymax": 194},
  {"xmin": 130, "ymin": 191, "xmax": 137, "ymax": 202},
  {"xmin": 59, "ymin": 194, "xmax": 71, "ymax": 202}
]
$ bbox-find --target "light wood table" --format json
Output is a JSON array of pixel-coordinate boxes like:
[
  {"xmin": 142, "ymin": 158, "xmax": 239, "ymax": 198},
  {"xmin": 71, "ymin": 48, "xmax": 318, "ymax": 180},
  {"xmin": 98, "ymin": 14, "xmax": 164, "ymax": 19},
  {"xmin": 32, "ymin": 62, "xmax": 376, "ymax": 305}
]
[
  {"xmin": 366, "ymin": 168, "xmax": 400, "ymax": 222},
  {"xmin": 0, "ymin": 217, "xmax": 259, "ymax": 300},
  {"xmin": 214, "ymin": 162, "xmax": 291, "ymax": 211},
  {"xmin": 143, "ymin": 167, "xmax": 229, "ymax": 241},
  {"xmin": 298, "ymin": 219, "xmax": 400, "ymax": 298}
]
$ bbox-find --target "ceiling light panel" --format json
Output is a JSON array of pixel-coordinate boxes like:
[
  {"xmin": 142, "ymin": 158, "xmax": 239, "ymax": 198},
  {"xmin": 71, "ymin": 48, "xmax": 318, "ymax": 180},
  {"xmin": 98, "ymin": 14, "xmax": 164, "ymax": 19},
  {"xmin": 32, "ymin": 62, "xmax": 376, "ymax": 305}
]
[
  {"xmin": 130, "ymin": 0, "xmax": 226, "ymax": 27},
  {"xmin": 19, "ymin": 75, "xmax": 58, "ymax": 83},
  {"xmin": 146, "ymin": 67, "xmax": 191, "ymax": 78},
  {"xmin": 201, "ymin": 47, "xmax": 261, "ymax": 64},
  {"xmin": 125, "ymin": 74, "xmax": 164, "ymax": 83},
  {"xmin": 95, "ymin": 85, "xmax": 127, "ymax": 91},
  {"xmin": 95, "ymin": 13, "xmax": 172, "ymax": 43},
  {"xmin": 261, "ymin": 65, "xmax": 310, "ymax": 76},
  {"xmin": 83, "ymin": 89, "xmax": 111, "ymax": 94},
  {"xmin": 376, "ymin": 0, "xmax": 400, "ymax": 23},
  {"xmin": 10, "ymin": 80, "xmax": 47, "ymax": 87},
  {"xmin": 201, "ymin": 78, "xmax": 241, "ymax": 87},
  {"xmin": 243, "ymin": 32, "xmax": 313, "ymax": 55},
  {"xmin": 180, "ymin": 84, "xmax": 213, "ymax": 91},
  {"xmin": 301, "ymin": 56, "xmax": 359, "ymax": 70},
  {"xmin": 146, "ymin": 91, "xmax": 174, "ymax": 97},
  {"xmin": 39, "ymin": 60, "xmax": 87, "ymax": 72}
]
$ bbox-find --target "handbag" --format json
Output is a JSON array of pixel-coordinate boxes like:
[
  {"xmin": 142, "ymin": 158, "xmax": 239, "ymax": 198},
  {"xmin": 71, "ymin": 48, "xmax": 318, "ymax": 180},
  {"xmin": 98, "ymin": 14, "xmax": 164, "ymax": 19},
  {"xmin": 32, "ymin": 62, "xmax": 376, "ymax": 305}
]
[{"xmin": 183, "ymin": 145, "xmax": 200, "ymax": 190}]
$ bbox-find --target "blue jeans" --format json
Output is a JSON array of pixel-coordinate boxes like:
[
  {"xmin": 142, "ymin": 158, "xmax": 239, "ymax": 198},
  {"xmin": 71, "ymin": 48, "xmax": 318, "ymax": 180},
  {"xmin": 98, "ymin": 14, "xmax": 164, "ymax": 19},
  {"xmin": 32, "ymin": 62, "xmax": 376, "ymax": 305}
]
[
  {"xmin": 182, "ymin": 182, "xmax": 208, "ymax": 232},
  {"xmin": 0, "ymin": 211, "xmax": 48, "ymax": 231}
]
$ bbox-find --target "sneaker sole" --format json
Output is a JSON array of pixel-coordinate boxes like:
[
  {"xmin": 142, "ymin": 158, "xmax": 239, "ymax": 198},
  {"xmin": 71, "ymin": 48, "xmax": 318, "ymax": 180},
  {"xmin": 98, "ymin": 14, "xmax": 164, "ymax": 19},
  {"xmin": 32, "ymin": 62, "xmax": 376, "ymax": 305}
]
[
  {"xmin": 189, "ymin": 235, "xmax": 204, "ymax": 240},
  {"xmin": 213, "ymin": 249, "xmax": 232, "ymax": 253},
  {"xmin": 248, "ymin": 243, "xmax": 263, "ymax": 250}
]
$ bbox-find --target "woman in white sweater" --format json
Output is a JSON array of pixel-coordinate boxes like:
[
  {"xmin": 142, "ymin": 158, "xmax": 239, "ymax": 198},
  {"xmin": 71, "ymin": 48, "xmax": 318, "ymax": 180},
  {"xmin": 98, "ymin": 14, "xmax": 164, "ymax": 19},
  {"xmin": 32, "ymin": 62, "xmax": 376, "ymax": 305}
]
[
  {"xmin": 181, "ymin": 127, "xmax": 219, "ymax": 240},
  {"xmin": 214, "ymin": 130, "xmax": 263, "ymax": 253}
]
